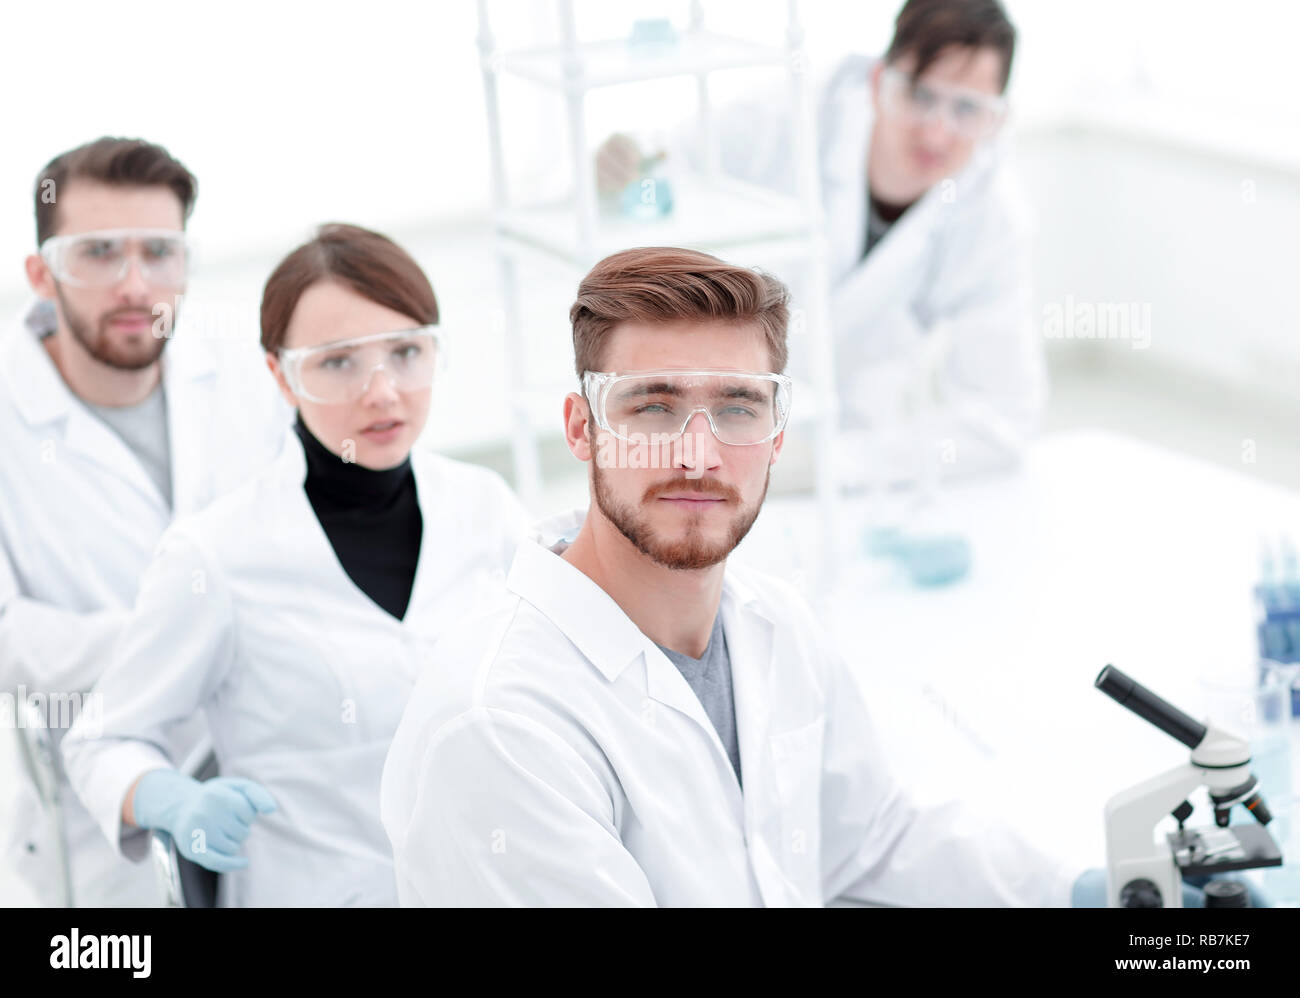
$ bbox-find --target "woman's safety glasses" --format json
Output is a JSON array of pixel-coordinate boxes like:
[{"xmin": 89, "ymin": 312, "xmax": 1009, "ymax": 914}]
[
  {"xmin": 39, "ymin": 228, "xmax": 190, "ymax": 289},
  {"xmin": 583, "ymin": 369, "xmax": 792, "ymax": 446},
  {"xmin": 279, "ymin": 327, "xmax": 440, "ymax": 405},
  {"xmin": 877, "ymin": 66, "xmax": 1007, "ymax": 140}
]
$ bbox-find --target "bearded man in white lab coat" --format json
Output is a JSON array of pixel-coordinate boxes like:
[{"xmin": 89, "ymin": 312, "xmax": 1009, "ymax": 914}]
[
  {"xmin": 381, "ymin": 246, "xmax": 1080, "ymax": 906},
  {"xmin": 0, "ymin": 138, "xmax": 288, "ymax": 906},
  {"xmin": 598, "ymin": 0, "xmax": 1042, "ymax": 483}
]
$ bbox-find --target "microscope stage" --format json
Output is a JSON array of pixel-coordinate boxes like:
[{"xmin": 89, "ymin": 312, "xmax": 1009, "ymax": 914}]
[{"xmin": 1168, "ymin": 824, "xmax": 1283, "ymax": 877}]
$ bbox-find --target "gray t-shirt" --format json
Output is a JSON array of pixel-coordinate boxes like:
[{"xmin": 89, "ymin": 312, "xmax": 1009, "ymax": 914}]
[
  {"xmin": 86, "ymin": 382, "xmax": 173, "ymax": 509},
  {"xmin": 655, "ymin": 614, "xmax": 742, "ymax": 787}
]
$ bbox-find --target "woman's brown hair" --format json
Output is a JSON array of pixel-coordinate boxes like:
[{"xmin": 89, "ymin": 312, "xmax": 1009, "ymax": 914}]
[{"xmin": 260, "ymin": 223, "xmax": 438, "ymax": 352}]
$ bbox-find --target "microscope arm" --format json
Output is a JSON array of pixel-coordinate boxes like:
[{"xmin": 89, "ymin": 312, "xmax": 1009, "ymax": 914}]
[
  {"xmin": 1104, "ymin": 762, "xmax": 1203, "ymax": 907},
  {"xmin": 1106, "ymin": 763, "xmax": 1203, "ymax": 866}
]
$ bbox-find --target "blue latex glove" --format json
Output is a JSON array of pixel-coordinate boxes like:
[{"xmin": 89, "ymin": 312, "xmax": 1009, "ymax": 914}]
[
  {"xmin": 132, "ymin": 768, "xmax": 277, "ymax": 873},
  {"xmin": 1071, "ymin": 867, "xmax": 1272, "ymax": 907}
]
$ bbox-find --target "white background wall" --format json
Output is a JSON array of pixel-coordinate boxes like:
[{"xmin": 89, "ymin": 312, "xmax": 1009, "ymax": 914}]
[{"xmin": 3, "ymin": 0, "xmax": 1296, "ymax": 419}]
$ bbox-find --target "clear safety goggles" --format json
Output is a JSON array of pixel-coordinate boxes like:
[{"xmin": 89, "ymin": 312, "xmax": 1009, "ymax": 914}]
[
  {"xmin": 878, "ymin": 66, "xmax": 1007, "ymax": 140},
  {"xmin": 583, "ymin": 369, "xmax": 792, "ymax": 446},
  {"xmin": 278, "ymin": 326, "xmax": 441, "ymax": 405},
  {"xmin": 39, "ymin": 227, "xmax": 190, "ymax": 289}
]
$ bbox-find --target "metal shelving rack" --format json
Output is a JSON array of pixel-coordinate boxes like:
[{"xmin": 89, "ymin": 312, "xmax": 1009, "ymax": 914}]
[{"xmin": 477, "ymin": 0, "xmax": 841, "ymax": 571}]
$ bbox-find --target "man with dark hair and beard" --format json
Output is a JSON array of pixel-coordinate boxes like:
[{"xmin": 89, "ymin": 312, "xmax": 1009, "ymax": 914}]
[
  {"xmin": 597, "ymin": 0, "xmax": 1045, "ymax": 486},
  {"xmin": 381, "ymin": 246, "xmax": 1084, "ymax": 907},
  {"xmin": 0, "ymin": 137, "xmax": 288, "ymax": 906}
]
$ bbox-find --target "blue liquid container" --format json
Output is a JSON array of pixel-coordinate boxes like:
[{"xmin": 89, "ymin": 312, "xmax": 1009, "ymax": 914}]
[
  {"xmin": 619, "ymin": 172, "xmax": 673, "ymax": 221},
  {"xmin": 1255, "ymin": 536, "xmax": 1300, "ymax": 715}
]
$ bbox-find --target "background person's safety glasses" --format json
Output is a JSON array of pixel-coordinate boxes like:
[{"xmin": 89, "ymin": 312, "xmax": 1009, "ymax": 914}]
[
  {"xmin": 39, "ymin": 228, "xmax": 190, "ymax": 289},
  {"xmin": 279, "ymin": 327, "xmax": 441, "ymax": 405},
  {"xmin": 877, "ymin": 66, "xmax": 1007, "ymax": 140},
  {"xmin": 583, "ymin": 370, "xmax": 792, "ymax": 446}
]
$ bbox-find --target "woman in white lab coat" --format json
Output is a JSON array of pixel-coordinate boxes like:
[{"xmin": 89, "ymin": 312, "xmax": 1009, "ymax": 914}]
[{"xmin": 62, "ymin": 223, "xmax": 529, "ymax": 906}]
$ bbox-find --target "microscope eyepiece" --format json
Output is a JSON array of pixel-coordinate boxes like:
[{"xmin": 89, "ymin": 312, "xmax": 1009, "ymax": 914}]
[{"xmin": 1095, "ymin": 666, "xmax": 1209, "ymax": 750}]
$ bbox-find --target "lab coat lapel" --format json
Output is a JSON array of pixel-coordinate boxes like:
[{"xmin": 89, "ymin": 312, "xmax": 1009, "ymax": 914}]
[
  {"xmin": 821, "ymin": 58, "xmax": 933, "ymax": 291},
  {"xmin": 641, "ymin": 644, "xmax": 736, "ymax": 771},
  {"xmin": 270, "ymin": 430, "xmax": 444, "ymax": 639},
  {"xmin": 61, "ymin": 406, "xmax": 168, "ymax": 514},
  {"xmin": 820, "ymin": 89, "xmax": 933, "ymax": 388},
  {"xmin": 717, "ymin": 582, "xmax": 774, "ymax": 804},
  {"xmin": 3, "ymin": 311, "xmax": 169, "ymax": 517},
  {"xmin": 273, "ymin": 427, "xmax": 406, "ymax": 622},
  {"xmin": 399, "ymin": 453, "xmax": 454, "ymax": 641},
  {"xmin": 821, "ymin": 67, "xmax": 947, "ymax": 348},
  {"xmin": 642, "ymin": 645, "xmax": 746, "ymax": 825},
  {"xmin": 832, "ymin": 185, "xmax": 940, "ymax": 326},
  {"xmin": 507, "ymin": 538, "xmax": 647, "ymax": 679},
  {"xmin": 720, "ymin": 577, "xmax": 807, "ymax": 907},
  {"xmin": 3, "ymin": 306, "xmax": 69, "ymax": 426},
  {"xmin": 506, "ymin": 533, "xmax": 747, "ymax": 806},
  {"xmin": 634, "ymin": 571, "xmax": 785, "ymax": 842},
  {"xmin": 821, "ymin": 64, "xmax": 871, "ymax": 280},
  {"xmin": 162, "ymin": 332, "xmax": 219, "ymax": 517},
  {"xmin": 831, "ymin": 104, "xmax": 1005, "ymax": 340}
]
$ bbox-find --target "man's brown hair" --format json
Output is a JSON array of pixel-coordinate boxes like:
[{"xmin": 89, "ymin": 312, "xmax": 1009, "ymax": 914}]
[
  {"xmin": 260, "ymin": 223, "xmax": 439, "ymax": 353},
  {"xmin": 569, "ymin": 247, "xmax": 790, "ymax": 377},
  {"xmin": 885, "ymin": 0, "xmax": 1017, "ymax": 92},
  {"xmin": 34, "ymin": 137, "xmax": 198, "ymax": 245}
]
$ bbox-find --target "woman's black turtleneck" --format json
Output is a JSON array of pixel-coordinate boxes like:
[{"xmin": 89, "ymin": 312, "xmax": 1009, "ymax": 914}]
[{"xmin": 293, "ymin": 413, "xmax": 423, "ymax": 620}]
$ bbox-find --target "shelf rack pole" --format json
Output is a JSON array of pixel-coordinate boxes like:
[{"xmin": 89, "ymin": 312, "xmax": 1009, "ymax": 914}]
[
  {"xmin": 560, "ymin": 0, "xmax": 598, "ymax": 261},
  {"xmin": 479, "ymin": 0, "xmax": 544, "ymax": 504},
  {"xmin": 477, "ymin": 0, "xmax": 509, "ymax": 218},
  {"xmin": 690, "ymin": 1, "xmax": 721, "ymax": 179},
  {"xmin": 785, "ymin": 0, "xmax": 842, "ymax": 589}
]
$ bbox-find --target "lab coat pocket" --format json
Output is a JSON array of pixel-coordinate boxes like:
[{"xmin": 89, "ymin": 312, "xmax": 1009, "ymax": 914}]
[{"xmin": 768, "ymin": 717, "xmax": 825, "ymax": 889}]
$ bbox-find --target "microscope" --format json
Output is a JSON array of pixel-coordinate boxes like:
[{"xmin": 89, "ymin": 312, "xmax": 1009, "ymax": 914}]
[{"xmin": 1095, "ymin": 666, "xmax": 1283, "ymax": 907}]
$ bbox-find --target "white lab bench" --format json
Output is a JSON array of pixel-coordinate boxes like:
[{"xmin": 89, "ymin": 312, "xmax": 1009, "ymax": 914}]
[{"xmin": 738, "ymin": 428, "xmax": 1300, "ymax": 874}]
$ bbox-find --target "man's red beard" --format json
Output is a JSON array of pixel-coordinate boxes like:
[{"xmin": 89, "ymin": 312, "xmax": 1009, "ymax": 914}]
[
  {"xmin": 591, "ymin": 462, "xmax": 769, "ymax": 571},
  {"xmin": 55, "ymin": 287, "xmax": 169, "ymax": 371}
]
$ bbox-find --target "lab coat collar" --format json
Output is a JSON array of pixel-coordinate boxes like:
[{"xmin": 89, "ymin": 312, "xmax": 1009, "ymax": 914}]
[
  {"xmin": 512, "ymin": 507, "xmax": 772, "ymax": 684},
  {"xmin": 3, "ymin": 300, "xmax": 76, "ymax": 426},
  {"xmin": 268, "ymin": 423, "xmax": 450, "ymax": 635},
  {"xmin": 510, "ymin": 512, "xmax": 649, "ymax": 682},
  {"xmin": 272, "ymin": 419, "xmax": 438, "ymax": 498},
  {"xmin": 516, "ymin": 508, "xmax": 777, "ymax": 831},
  {"xmin": 821, "ymin": 56, "xmax": 874, "ymax": 273},
  {"xmin": 2, "ymin": 299, "xmax": 219, "ymax": 430},
  {"xmin": 4, "ymin": 300, "xmax": 222, "ymax": 516},
  {"xmin": 159, "ymin": 324, "xmax": 222, "ymax": 516}
]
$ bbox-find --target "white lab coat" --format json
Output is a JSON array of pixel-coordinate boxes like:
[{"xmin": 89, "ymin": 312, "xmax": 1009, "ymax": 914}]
[
  {"xmin": 0, "ymin": 301, "xmax": 289, "ymax": 906},
  {"xmin": 62, "ymin": 430, "xmax": 530, "ymax": 907},
  {"xmin": 381, "ymin": 509, "xmax": 1079, "ymax": 906},
  {"xmin": 682, "ymin": 55, "xmax": 1046, "ymax": 479}
]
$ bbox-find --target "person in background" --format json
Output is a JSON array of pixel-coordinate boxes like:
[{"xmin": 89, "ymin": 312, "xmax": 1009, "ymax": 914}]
[
  {"xmin": 0, "ymin": 137, "xmax": 289, "ymax": 906},
  {"xmin": 62, "ymin": 224, "xmax": 530, "ymax": 906},
  {"xmin": 598, "ymin": 0, "xmax": 1043, "ymax": 484}
]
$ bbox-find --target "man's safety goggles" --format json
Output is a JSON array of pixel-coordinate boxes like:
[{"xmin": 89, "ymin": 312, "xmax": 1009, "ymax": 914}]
[
  {"xmin": 278, "ymin": 327, "xmax": 441, "ymax": 405},
  {"xmin": 39, "ymin": 228, "xmax": 190, "ymax": 289},
  {"xmin": 878, "ymin": 66, "xmax": 1008, "ymax": 140},
  {"xmin": 582, "ymin": 369, "xmax": 792, "ymax": 446}
]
